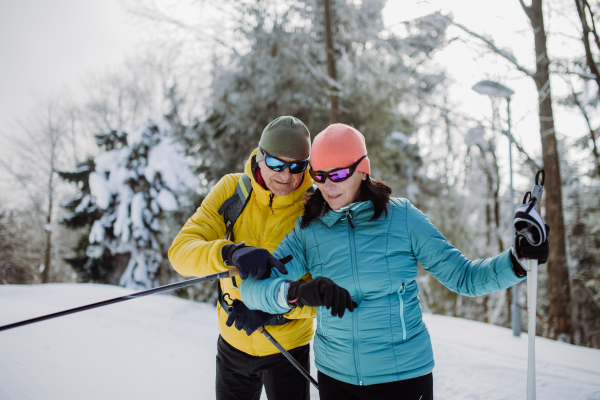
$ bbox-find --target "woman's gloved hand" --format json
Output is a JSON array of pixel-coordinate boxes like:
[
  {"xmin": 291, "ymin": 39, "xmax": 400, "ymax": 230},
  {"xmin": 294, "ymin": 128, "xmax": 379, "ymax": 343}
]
[
  {"xmin": 287, "ymin": 277, "xmax": 358, "ymax": 318},
  {"xmin": 514, "ymin": 224, "xmax": 550, "ymax": 264},
  {"xmin": 222, "ymin": 243, "xmax": 289, "ymax": 280}
]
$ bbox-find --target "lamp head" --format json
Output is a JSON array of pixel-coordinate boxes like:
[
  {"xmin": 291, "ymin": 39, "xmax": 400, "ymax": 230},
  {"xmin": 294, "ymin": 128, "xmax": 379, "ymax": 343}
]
[{"xmin": 472, "ymin": 80, "xmax": 514, "ymax": 99}]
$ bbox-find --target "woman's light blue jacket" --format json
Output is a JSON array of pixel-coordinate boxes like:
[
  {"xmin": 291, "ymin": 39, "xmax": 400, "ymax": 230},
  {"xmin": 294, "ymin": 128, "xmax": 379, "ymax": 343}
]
[{"xmin": 241, "ymin": 198, "xmax": 525, "ymax": 386}]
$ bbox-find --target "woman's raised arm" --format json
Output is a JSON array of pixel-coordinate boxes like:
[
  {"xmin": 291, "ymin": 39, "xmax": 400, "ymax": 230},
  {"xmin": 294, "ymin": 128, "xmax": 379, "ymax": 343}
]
[{"xmin": 406, "ymin": 201, "xmax": 525, "ymax": 297}]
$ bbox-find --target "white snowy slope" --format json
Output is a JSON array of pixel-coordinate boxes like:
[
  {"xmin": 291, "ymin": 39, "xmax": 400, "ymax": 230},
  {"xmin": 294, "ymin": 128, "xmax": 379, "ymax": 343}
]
[{"xmin": 0, "ymin": 284, "xmax": 599, "ymax": 400}]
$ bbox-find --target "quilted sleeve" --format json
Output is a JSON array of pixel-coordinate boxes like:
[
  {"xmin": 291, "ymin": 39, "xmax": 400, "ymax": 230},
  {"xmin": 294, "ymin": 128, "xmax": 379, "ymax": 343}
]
[
  {"xmin": 406, "ymin": 201, "xmax": 525, "ymax": 297},
  {"xmin": 168, "ymin": 174, "xmax": 239, "ymax": 277}
]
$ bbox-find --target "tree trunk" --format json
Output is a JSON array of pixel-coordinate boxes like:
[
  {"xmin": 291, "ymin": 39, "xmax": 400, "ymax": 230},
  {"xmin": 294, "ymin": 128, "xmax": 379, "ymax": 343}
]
[
  {"xmin": 323, "ymin": 0, "xmax": 340, "ymax": 124},
  {"xmin": 574, "ymin": 0, "xmax": 600, "ymax": 97},
  {"xmin": 41, "ymin": 165, "xmax": 54, "ymax": 284},
  {"xmin": 521, "ymin": 0, "xmax": 572, "ymax": 341}
]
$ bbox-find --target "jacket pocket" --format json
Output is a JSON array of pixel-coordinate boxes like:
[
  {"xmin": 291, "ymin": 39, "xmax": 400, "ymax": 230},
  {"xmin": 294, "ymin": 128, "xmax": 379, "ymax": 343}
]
[{"xmin": 396, "ymin": 281, "xmax": 406, "ymax": 341}]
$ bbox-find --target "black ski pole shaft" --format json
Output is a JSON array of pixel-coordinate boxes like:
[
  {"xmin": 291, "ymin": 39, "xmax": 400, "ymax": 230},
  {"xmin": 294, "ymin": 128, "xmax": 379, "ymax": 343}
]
[
  {"xmin": 258, "ymin": 326, "xmax": 319, "ymax": 390},
  {"xmin": 0, "ymin": 268, "xmax": 240, "ymax": 332}
]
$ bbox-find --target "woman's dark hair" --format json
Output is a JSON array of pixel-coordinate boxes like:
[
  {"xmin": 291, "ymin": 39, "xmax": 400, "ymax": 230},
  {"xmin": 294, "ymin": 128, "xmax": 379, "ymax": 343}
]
[{"xmin": 300, "ymin": 176, "xmax": 392, "ymax": 228}]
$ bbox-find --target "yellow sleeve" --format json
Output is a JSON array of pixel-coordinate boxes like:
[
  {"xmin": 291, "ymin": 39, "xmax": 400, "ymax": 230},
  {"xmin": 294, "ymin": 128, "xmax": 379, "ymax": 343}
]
[{"xmin": 168, "ymin": 174, "xmax": 240, "ymax": 277}]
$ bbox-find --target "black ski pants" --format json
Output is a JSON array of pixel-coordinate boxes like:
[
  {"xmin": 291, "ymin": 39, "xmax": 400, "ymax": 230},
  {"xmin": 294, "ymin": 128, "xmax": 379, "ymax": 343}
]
[
  {"xmin": 215, "ymin": 336, "xmax": 310, "ymax": 400},
  {"xmin": 317, "ymin": 370, "xmax": 433, "ymax": 400}
]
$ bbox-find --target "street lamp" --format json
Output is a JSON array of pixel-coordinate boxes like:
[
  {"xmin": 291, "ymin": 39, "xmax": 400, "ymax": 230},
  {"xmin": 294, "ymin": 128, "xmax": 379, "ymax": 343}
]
[{"xmin": 472, "ymin": 80, "xmax": 521, "ymax": 337}]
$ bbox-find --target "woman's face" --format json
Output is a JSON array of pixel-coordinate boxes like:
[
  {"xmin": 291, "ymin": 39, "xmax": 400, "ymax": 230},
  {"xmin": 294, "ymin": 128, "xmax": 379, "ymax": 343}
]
[{"xmin": 316, "ymin": 169, "xmax": 366, "ymax": 210}]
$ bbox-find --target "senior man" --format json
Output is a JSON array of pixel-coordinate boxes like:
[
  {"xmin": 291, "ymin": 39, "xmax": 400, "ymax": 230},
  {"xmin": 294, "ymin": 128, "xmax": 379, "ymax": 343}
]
[{"xmin": 169, "ymin": 116, "xmax": 315, "ymax": 400}]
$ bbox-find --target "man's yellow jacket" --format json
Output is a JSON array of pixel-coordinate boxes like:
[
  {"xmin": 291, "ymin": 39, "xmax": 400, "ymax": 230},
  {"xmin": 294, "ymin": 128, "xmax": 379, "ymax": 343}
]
[{"xmin": 168, "ymin": 149, "xmax": 315, "ymax": 356}]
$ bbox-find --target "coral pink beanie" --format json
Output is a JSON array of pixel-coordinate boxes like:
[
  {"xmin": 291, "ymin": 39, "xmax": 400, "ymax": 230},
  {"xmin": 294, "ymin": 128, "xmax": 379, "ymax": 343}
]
[{"xmin": 310, "ymin": 124, "xmax": 370, "ymax": 175}]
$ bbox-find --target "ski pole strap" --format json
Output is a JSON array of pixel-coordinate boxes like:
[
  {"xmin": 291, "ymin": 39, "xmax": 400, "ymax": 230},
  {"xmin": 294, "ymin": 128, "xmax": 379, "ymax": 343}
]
[
  {"xmin": 515, "ymin": 170, "xmax": 547, "ymax": 246},
  {"xmin": 217, "ymin": 284, "xmax": 291, "ymax": 326}
]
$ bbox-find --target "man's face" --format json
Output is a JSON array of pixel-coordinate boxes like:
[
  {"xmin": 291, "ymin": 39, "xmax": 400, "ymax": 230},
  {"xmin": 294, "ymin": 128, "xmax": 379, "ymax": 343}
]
[{"xmin": 258, "ymin": 157, "xmax": 304, "ymax": 196}]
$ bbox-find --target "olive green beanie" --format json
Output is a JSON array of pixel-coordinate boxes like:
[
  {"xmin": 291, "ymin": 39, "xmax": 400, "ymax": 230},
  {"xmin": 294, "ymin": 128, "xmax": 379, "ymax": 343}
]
[{"xmin": 256, "ymin": 116, "xmax": 311, "ymax": 162}]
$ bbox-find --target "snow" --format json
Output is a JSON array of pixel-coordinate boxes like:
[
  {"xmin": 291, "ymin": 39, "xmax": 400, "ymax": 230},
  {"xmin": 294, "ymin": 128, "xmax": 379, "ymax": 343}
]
[
  {"xmin": 88, "ymin": 172, "xmax": 111, "ymax": 210},
  {"xmin": 145, "ymin": 140, "xmax": 199, "ymax": 195},
  {"xmin": 1, "ymin": 284, "xmax": 599, "ymax": 400},
  {"xmin": 156, "ymin": 189, "xmax": 178, "ymax": 211},
  {"xmin": 130, "ymin": 192, "xmax": 146, "ymax": 241},
  {"xmin": 88, "ymin": 220, "xmax": 105, "ymax": 244}
]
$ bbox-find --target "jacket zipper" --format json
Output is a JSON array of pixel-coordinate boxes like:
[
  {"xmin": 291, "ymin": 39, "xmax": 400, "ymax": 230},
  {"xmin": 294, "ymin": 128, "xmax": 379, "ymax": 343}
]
[
  {"xmin": 347, "ymin": 209, "xmax": 363, "ymax": 385},
  {"xmin": 268, "ymin": 193, "xmax": 274, "ymax": 214},
  {"xmin": 252, "ymin": 196, "xmax": 273, "ymax": 355},
  {"xmin": 397, "ymin": 282, "xmax": 407, "ymax": 341},
  {"xmin": 258, "ymin": 199, "xmax": 271, "ymax": 248}
]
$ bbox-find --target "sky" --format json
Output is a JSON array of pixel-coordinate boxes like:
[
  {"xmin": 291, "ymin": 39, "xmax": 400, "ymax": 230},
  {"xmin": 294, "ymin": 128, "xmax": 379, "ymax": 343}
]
[
  {"xmin": 0, "ymin": 0, "xmax": 591, "ymax": 199},
  {"xmin": 0, "ymin": 0, "xmax": 143, "ymax": 125}
]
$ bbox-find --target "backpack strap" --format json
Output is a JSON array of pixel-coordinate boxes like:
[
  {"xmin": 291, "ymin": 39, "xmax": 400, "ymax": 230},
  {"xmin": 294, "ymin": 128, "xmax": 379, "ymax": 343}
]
[
  {"xmin": 218, "ymin": 173, "xmax": 253, "ymax": 243},
  {"xmin": 218, "ymin": 173, "xmax": 253, "ymax": 290}
]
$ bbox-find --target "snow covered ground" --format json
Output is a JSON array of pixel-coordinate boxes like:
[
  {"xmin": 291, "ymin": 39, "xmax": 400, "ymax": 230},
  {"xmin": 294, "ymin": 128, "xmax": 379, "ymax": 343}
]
[{"xmin": 0, "ymin": 284, "xmax": 599, "ymax": 400}]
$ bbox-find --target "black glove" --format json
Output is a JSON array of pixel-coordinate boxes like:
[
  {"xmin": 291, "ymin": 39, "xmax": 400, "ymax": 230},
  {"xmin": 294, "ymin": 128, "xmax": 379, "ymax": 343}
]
[
  {"xmin": 222, "ymin": 244, "xmax": 288, "ymax": 280},
  {"xmin": 225, "ymin": 301, "xmax": 277, "ymax": 336},
  {"xmin": 287, "ymin": 277, "xmax": 358, "ymax": 318},
  {"xmin": 514, "ymin": 224, "xmax": 550, "ymax": 264}
]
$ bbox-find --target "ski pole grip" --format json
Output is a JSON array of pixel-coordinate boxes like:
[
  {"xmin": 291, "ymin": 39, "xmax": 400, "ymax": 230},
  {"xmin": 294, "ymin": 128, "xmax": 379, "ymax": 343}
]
[
  {"xmin": 257, "ymin": 326, "xmax": 265, "ymax": 333},
  {"xmin": 228, "ymin": 267, "xmax": 240, "ymax": 277}
]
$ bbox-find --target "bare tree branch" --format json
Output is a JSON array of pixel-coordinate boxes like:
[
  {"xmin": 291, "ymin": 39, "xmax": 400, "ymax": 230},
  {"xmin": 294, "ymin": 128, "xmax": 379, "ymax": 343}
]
[
  {"xmin": 570, "ymin": 83, "xmax": 600, "ymax": 179},
  {"xmin": 126, "ymin": 0, "xmax": 240, "ymax": 57},
  {"xmin": 442, "ymin": 15, "xmax": 535, "ymax": 77},
  {"xmin": 575, "ymin": 0, "xmax": 600, "ymax": 95}
]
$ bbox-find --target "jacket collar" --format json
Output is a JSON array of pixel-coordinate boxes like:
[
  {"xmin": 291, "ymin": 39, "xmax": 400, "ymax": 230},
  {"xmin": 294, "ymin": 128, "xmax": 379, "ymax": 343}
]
[
  {"xmin": 319, "ymin": 200, "xmax": 374, "ymax": 227},
  {"xmin": 244, "ymin": 148, "xmax": 314, "ymax": 210}
]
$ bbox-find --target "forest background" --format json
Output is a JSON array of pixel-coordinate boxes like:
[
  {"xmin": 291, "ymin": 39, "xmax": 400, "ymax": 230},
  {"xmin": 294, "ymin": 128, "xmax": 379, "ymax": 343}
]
[{"xmin": 0, "ymin": 0, "xmax": 599, "ymax": 349}]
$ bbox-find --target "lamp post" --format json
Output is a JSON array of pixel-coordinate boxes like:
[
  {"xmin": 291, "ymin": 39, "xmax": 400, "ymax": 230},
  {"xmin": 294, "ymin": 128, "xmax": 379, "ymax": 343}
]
[{"xmin": 472, "ymin": 80, "xmax": 521, "ymax": 337}]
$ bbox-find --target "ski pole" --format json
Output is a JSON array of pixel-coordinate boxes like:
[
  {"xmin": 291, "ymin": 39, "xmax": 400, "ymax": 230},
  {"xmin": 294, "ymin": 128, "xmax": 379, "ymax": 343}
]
[
  {"xmin": 518, "ymin": 169, "xmax": 545, "ymax": 400},
  {"xmin": 258, "ymin": 326, "xmax": 319, "ymax": 390},
  {"xmin": 0, "ymin": 267, "xmax": 241, "ymax": 332},
  {"xmin": 526, "ymin": 257, "xmax": 538, "ymax": 400}
]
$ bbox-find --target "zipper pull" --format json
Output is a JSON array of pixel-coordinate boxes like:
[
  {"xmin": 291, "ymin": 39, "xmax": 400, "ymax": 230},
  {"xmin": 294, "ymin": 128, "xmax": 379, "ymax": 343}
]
[
  {"xmin": 398, "ymin": 282, "xmax": 406, "ymax": 296},
  {"xmin": 268, "ymin": 193, "xmax": 274, "ymax": 214},
  {"xmin": 345, "ymin": 208, "xmax": 355, "ymax": 229}
]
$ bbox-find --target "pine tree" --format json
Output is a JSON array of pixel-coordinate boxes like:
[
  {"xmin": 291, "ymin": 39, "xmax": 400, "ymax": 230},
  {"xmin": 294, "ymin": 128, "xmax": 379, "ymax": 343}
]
[{"xmin": 59, "ymin": 117, "xmax": 198, "ymax": 289}]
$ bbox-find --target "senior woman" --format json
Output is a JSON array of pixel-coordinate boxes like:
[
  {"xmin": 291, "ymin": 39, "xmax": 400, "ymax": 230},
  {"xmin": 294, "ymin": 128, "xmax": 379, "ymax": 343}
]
[{"xmin": 228, "ymin": 124, "xmax": 549, "ymax": 400}]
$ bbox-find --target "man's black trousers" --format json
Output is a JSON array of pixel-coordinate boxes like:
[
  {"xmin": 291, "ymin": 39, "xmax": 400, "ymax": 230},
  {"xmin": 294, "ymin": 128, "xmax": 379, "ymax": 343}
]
[
  {"xmin": 215, "ymin": 336, "xmax": 310, "ymax": 400},
  {"xmin": 318, "ymin": 370, "xmax": 433, "ymax": 400}
]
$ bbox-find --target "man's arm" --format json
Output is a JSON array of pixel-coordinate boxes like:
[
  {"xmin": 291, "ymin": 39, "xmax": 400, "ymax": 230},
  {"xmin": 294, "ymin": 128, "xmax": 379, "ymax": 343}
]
[{"xmin": 168, "ymin": 174, "xmax": 239, "ymax": 277}]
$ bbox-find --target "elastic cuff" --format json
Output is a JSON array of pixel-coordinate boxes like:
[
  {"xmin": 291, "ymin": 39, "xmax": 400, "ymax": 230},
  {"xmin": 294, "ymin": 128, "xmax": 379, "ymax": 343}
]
[
  {"xmin": 510, "ymin": 248, "xmax": 527, "ymax": 277},
  {"xmin": 276, "ymin": 282, "xmax": 291, "ymax": 309},
  {"xmin": 221, "ymin": 244, "xmax": 232, "ymax": 265},
  {"xmin": 223, "ymin": 242, "xmax": 245, "ymax": 266}
]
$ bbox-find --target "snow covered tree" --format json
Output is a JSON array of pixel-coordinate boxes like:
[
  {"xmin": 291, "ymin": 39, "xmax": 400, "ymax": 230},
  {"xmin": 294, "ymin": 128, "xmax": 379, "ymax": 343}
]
[
  {"xmin": 174, "ymin": 0, "xmax": 449, "ymax": 198},
  {"xmin": 59, "ymin": 117, "xmax": 198, "ymax": 289}
]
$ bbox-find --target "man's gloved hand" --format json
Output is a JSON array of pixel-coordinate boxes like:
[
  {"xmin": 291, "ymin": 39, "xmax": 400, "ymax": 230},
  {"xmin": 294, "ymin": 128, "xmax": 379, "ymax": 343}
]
[
  {"xmin": 514, "ymin": 224, "xmax": 550, "ymax": 264},
  {"xmin": 287, "ymin": 277, "xmax": 358, "ymax": 318},
  {"xmin": 225, "ymin": 301, "xmax": 277, "ymax": 336},
  {"xmin": 222, "ymin": 244, "xmax": 288, "ymax": 280}
]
